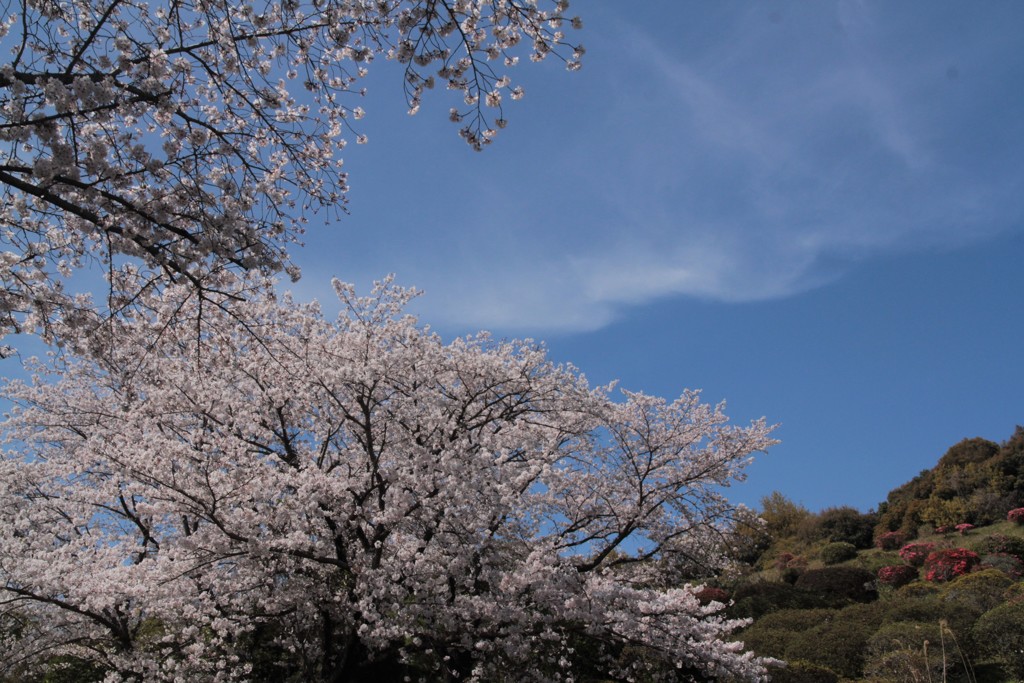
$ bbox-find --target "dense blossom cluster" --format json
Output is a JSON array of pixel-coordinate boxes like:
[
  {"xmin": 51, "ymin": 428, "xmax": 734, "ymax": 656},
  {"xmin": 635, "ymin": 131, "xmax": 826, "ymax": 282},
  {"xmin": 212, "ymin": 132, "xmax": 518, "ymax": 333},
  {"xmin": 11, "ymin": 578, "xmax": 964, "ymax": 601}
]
[
  {"xmin": 0, "ymin": 278, "xmax": 776, "ymax": 681},
  {"xmin": 1008, "ymin": 507, "xmax": 1024, "ymax": 525},
  {"xmin": 898, "ymin": 542, "xmax": 936, "ymax": 567},
  {"xmin": 0, "ymin": 0, "xmax": 582, "ymax": 345},
  {"xmin": 923, "ymin": 548, "xmax": 981, "ymax": 583},
  {"xmin": 876, "ymin": 564, "xmax": 918, "ymax": 588}
]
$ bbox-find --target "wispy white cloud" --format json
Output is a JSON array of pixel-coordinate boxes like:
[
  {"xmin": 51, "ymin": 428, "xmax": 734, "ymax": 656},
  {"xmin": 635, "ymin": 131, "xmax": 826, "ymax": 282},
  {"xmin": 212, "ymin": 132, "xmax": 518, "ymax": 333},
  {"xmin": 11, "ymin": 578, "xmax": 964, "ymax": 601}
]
[{"xmin": 295, "ymin": 2, "xmax": 1024, "ymax": 335}]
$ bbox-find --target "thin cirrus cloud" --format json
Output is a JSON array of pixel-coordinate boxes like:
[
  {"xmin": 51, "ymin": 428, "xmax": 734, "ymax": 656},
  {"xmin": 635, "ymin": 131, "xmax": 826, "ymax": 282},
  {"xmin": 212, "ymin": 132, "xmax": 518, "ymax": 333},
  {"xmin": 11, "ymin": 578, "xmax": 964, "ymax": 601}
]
[{"xmin": 300, "ymin": 3, "xmax": 1023, "ymax": 335}]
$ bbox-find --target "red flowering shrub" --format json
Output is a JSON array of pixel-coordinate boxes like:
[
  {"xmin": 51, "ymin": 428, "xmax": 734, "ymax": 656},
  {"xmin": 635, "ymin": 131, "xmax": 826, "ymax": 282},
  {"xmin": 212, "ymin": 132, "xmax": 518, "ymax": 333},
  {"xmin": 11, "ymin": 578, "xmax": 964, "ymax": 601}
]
[
  {"xmin": 875, "ymin": 531, "xmax": 907, "ymax": 551},
  {"xmin": 877, "ymin": 565, "xmax": 918, "ymax": 588},
  {"xmin": 955, "ymin": 523, "xmax": 975, "ymax": 535},
  {"xmin": 1008, "ymin": 507, "xmax": 1024, "ymax": 526},
  {"xmin": 694, "ymin": 586, "xmax": 731, "ymax": 606},
  {"xmin": 923, "ymin": 548, "xmax": 980, "ymax": 582},
  {"xmin": 898, "ymin": 542, "xmax": 936, "ymax": 567},
  {"xmin": 935, "ymin": 525, "xmax": 952, "ymax": 536}
]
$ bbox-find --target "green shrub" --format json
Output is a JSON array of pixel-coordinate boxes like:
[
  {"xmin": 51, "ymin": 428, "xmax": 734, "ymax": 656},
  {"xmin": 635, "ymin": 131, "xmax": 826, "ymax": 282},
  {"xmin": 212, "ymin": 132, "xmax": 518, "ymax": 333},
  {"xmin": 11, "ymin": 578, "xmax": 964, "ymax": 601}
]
[
  {"xmin": 941, "ymin": 567, "xmax": 1014, "ymax": 614},
  {"xmin": 804, "ymin": 506, "xmax": 877, "ymax": 548},
  {"xmin": 794, "ymin": 566, "xmax": 878, "ymax": 603},
  {"xmin": 854, "ymin": 550, "xmax": 904, "ymax": 575},
  {"xmin": 737, "ymin": 608, "xmax": 838, "ymax": 659},
  {"xmin": 973, "ymin": 533, "xmax": 1024, "ymax": 561},
  {"xmin": 895, "ymin": 581, "xmax": 941, "ymax": 599},
  {"xmin": 819, "ymin": 541, "xmax": 858, "ymax": 565},
  {"xmin": 784, "ymin": 617, "xmax": 875, "ymax": 679},
  {"xmin": 880, "ymin": 595, "xmax": 946, "ymax": 623},
  {"xmin": 728, "ymin": 581, "xmax": 833, "ymax": 619},
  {"xmin": 837, "ymin": 601, "xmax": 888, "ymax": 631},
  {"xmin": 753, "ymin": 607, "xmax": 839, "ymax": 633},
  {"xmin": 879, "ymin": 594, "xmax": 976, "ymax": 644},
  {"xmin": 1004, "ymin": 582, "xmax": 1024, "ymax": 601},
  {"xmin": 765, "ymin": 660, "xmax": 840, "ymax": 683},
  {"xmin": 39, "ymin": 656, "xmax": 108, "ymax": 683},
  {"xmin": 972, "ymin": 602, "xmax": 1024, "ymax": 680},
  {"xmin": 937, "ymin": 437, "xmax": 1000, "ymax": 470},
  {"xmin": 864, "ymin": 621, "xmax": 947, "ymax": 683},
  {"xmin": 978, "ymin": 552, "xmax": 1023, "ymax": 579}
]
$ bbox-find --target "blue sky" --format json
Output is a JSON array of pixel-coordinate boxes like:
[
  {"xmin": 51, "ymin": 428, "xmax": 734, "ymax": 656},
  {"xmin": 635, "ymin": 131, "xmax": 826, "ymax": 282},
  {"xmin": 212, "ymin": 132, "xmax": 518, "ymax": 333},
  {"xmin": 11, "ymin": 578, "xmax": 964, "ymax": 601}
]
[
  {"xmin": 6, "ymin": 2, "xmax": 1016, "ymax": 515},
  {"xmin": 288, "ymin": 1, "xmax": 1024, "ymax": 513}
]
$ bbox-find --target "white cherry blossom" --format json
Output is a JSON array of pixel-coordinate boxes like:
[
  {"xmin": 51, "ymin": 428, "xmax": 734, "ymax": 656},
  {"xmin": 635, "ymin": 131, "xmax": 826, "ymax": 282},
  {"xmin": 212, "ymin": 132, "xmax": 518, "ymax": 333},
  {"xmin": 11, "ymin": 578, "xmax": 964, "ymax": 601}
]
[
  {"xmin": 1, "ymin": 276, "xmax": 776, "ymax": 681},
  {"xmin": 0, "ymin": 1, "xmax": 583, "ymax": 347}
]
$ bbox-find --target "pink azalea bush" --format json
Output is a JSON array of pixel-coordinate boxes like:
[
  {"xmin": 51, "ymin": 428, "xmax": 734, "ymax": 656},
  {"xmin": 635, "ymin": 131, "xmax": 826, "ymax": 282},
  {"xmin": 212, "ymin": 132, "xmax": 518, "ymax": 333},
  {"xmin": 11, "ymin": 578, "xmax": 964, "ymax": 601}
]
[
  {"xmin": 1008, "ymin": 507, "xmax": 1024, "ymax": 526},
  {"xmin": 923, "ymin": 548, "xmax": 981, "ymax": 583},
  {"xmin": 877, "ymin": 565, "xmax": 918, "ymax": 588},
  {"xmin": 899, "ymin": 542, "xmax": 936, "ymax": 567},
  {"xmin": 955, "ymin": 523, "xmax": 975, "ymax": 536}
]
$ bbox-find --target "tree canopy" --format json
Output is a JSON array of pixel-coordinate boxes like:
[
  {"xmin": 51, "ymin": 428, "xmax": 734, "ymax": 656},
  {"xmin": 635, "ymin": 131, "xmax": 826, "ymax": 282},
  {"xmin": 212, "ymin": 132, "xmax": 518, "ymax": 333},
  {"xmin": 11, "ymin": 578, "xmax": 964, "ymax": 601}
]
[{"xmin": 0, "ymin": 277, "xmax": 777, "ymax": 681}]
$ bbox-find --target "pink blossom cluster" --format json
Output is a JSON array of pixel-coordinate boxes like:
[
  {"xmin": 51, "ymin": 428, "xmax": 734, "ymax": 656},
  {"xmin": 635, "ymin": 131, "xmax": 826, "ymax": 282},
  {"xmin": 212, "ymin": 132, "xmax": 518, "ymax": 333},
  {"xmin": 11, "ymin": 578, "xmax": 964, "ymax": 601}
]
[
  {"xmin": 1008, "ymin": 507, "xmax": 1024, "ymax": 525},
  {"xmin": 923, "ymin": 548, "xmax": 981, "ymax": 583},
  {"xmin": 0, "ymin": 277, "xmax": 778, "ymax": 682},
  {"xmin": 898, "ymin": 542, "xmax": 937, "ymax": 567},
  {"xmin": 877, "ymin": 564, "xmax": 918, "ymax": 588}
]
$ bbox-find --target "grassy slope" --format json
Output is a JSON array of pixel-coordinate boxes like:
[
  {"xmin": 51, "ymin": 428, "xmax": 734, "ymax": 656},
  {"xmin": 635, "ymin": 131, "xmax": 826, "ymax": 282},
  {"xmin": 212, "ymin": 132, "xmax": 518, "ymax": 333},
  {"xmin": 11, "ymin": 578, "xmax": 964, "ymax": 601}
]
[{"xmin": 728, "ymin": 459, "xmax": 1024, "ymax": 682}]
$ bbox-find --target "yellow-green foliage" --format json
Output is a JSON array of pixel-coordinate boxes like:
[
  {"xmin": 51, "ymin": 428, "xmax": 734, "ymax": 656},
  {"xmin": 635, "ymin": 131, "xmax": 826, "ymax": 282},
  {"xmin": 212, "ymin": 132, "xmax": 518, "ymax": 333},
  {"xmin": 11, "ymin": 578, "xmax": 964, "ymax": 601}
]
[
  {"xmin": 765, "ymin": 660, "xmax": 840, "ymax": 683},
  {"xmin": 733, "ymin": 427, "xmax": 1024, "ymax": 682},
  {"xmin": 864, "ymin": 621, "xmax": 947, "ymax": 683},
  {"xmin": 941, "ymin": 567, "xmax": 1013, "ymax": 614},
  {"xmin": 1004, "ymin": 581, "xmax": 1024, "ymax": 601},
  {"xmin": 782, "ymin": 616, "xmax": 875, "ymax": 679},
  {"xmin": 972, "ymin": 601, "xmax": 1024, "ymax": 679},
  {"xmin": 738, "ymin": 608, "xmax": 839, "ymax": 659},
  {"xmin": 759, "ymin": 491, "xmax": 813, "ymax": 539},
  {"xmin": 819, "ymin": 541, "xmax": 858, "ymax": 565}
]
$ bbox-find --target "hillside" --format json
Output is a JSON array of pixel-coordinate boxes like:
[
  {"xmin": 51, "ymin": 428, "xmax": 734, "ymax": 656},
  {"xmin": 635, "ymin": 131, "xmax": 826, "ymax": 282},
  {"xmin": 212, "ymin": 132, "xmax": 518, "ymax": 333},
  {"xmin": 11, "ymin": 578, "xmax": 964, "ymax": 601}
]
[{"xmin": 720, "ymin": 427, "xmax": 1024, "ymax": 682}]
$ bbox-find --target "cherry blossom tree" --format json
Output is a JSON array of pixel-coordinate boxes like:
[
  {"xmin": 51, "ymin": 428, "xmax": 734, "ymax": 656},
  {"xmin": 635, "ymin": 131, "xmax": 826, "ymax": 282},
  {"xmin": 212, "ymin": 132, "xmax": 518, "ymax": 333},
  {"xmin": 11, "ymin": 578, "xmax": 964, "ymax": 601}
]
[
  {"xmin": 0, "ymin": 0, "xmax": 583, "ymax": 346},
  {"xmin": 0, "ymin": 277, "xmax": 777, "ymax": 682}
]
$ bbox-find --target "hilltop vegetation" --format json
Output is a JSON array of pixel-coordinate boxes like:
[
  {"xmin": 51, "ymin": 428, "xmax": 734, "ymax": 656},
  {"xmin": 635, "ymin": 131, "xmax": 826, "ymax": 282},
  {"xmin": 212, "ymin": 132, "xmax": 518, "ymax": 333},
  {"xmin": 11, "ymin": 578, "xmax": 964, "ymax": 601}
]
[{"xmin": 720, "ymin": 427, "xmax": 1024, "ymax": 682}]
